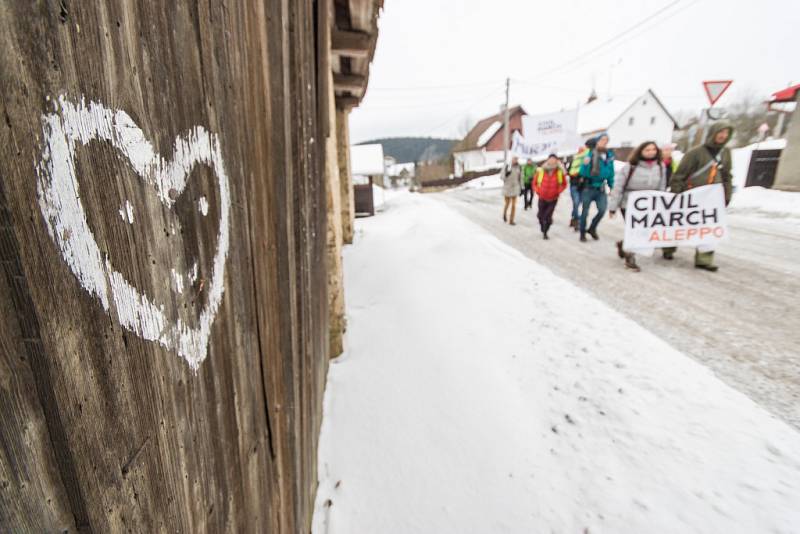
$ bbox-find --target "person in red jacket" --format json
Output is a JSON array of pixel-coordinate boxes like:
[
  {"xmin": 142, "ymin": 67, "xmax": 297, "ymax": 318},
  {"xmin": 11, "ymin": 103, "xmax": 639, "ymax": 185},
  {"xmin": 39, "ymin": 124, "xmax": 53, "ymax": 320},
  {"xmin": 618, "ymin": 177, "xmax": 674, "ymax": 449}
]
[{"xmin": 533, "ymin": 154, "xmax": 568, "ymax": 239}]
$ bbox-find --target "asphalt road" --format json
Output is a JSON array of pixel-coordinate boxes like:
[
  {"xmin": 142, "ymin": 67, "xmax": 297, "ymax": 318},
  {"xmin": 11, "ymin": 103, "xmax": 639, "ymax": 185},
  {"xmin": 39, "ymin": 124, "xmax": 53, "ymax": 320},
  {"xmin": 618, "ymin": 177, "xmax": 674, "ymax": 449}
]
[{"xmin": 438, "ymin": 186, "xmax": 800, "ymax": 430}]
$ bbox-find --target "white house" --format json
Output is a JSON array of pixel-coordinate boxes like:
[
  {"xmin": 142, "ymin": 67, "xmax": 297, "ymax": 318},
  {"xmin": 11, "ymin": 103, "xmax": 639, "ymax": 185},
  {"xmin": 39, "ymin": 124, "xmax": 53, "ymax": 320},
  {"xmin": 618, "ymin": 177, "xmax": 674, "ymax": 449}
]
[
  {"xmin": 577, "ymin": 89, "xmax": 678, "ymax": 152},
  {"xmin": 350, "ymin": 143, "xmax": 386, "ymax": 186}
]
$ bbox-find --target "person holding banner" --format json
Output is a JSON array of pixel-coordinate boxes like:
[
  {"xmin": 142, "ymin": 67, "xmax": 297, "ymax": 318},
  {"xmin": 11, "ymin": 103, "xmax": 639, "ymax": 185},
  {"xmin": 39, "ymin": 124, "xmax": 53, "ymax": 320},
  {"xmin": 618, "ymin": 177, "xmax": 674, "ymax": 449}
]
[
  {"xmin": 522, "ymin": 158, "xmax": 537, "ymax": 210},
  {"xmin": 578, "ymin": 134, "xmax": 614, "ymax": 242},
  {"xmin": 608, "ymin": 141, "xmax": 668, "ymax": 271},
  {"xmin": 662, "ymin": 122, "xmax": 734, "ymax": 272},
  {"xmin": 533, "ymin": 154, "xmax": 568, "ymax": 239},
  {"xmin": 502, "ymin": 156, "xmax": 524, "ymax": 225}
]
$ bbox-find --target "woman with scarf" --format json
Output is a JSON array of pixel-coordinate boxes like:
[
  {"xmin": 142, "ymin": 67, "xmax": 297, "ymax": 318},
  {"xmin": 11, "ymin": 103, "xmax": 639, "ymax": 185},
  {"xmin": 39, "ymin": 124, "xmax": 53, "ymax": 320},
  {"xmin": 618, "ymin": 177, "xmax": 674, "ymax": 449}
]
[
  {"xmin": 578, "ymin": 133, "xmax": 615, "ymax": 241},
  {"xmin": 608, "ymin": 141, "xmax": 668, "ymax": 272}
]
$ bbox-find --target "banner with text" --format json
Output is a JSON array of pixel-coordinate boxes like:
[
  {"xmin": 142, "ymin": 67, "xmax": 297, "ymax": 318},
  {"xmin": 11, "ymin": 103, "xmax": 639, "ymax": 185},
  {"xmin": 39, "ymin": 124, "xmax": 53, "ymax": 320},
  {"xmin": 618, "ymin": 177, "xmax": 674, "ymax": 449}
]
[
  {"xmin": 623, "ymin": 184, "xmax": 729, "ymax": 250},
  {"xmin": 511, "ymin": 109, "xmax": 579, "ymax": 160}
]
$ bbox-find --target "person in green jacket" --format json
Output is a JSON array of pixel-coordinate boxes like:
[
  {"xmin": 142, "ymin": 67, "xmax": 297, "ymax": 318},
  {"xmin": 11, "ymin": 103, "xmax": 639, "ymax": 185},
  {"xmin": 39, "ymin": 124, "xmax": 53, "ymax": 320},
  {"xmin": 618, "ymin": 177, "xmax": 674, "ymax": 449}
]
[
  {"xmin": 663, "ymin": 121, "xmax": 734, "ymax": 272},
  {"xmin": 522, "ymin": 158, "xmax": 536, "ymax": 210}
]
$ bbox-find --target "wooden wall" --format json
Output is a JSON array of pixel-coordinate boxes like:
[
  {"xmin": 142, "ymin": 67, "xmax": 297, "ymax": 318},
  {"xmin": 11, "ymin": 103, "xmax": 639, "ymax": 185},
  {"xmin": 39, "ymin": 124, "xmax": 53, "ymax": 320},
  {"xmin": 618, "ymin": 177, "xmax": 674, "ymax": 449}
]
[{"xmin": 0, "ymin": 0, "xmax": 330, "ymax": 531}]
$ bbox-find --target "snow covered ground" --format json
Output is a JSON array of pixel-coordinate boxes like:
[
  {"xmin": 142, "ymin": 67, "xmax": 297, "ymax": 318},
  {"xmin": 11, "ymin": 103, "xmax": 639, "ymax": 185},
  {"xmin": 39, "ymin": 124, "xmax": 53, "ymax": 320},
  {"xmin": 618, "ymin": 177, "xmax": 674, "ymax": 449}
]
[
  {"xmin": 728, "ymin": 186, "xmax": 800, "ymax": 223},
  {"xmin": 312, "ymin": 192, "xmax": 800, "ymax": 534}
]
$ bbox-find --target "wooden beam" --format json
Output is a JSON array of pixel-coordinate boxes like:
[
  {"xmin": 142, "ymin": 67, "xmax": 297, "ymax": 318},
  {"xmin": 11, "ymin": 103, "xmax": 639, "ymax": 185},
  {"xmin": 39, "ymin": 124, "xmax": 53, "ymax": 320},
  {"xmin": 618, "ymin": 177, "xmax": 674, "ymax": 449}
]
[
  {"xmin": 335, "ymin": 95, "xmax": 360, "ymax": 109},
  {"xmin": 333, "ymin": 73, "xmax": 366, "ymax": 94},
  {"xmin": 331, "ymin": 29, "xmax": 371, "ymax": 58}
]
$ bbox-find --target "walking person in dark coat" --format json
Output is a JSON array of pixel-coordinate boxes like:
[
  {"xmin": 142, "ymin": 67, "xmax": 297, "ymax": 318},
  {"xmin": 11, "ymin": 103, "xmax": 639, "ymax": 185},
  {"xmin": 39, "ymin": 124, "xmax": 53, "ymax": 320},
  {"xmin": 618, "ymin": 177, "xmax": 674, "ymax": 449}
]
[
  {"xmin": 662, "ymin": 121, "xmax": 735, "ymax": 271},
  {"xmin": 533, "ymin": 154, "xmax": 568, "ymax": 239}
]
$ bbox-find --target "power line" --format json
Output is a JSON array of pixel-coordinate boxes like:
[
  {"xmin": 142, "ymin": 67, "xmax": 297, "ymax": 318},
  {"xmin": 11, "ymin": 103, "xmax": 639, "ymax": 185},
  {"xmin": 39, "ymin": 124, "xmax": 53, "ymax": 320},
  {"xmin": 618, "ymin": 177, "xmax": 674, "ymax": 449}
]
[
  {"xmin": 368, "ymin": 80, "xmax": 501, "ymax": 92},
  {"xmin": 423, "ymin": 87, "xmax": 505, "ymax": 136},
  {"xmin": 534, "ymin": 0, "xmax": 684, "ymax": 79}
]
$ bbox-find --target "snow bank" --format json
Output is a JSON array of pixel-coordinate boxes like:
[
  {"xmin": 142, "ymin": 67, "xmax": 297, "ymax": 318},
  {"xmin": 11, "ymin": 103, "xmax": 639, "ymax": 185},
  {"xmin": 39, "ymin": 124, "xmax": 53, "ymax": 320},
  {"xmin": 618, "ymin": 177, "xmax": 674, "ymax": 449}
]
[
  {"xmin": 460, "ymin": 172, "xmax": 504, "ymax": 190},
  {"xmin": 729, "ymin": 186, "xmax": 800, "ymax": 221},
  {"xmin": 312, "ymin": 193, "xmax": 800, "ymax": 534}
]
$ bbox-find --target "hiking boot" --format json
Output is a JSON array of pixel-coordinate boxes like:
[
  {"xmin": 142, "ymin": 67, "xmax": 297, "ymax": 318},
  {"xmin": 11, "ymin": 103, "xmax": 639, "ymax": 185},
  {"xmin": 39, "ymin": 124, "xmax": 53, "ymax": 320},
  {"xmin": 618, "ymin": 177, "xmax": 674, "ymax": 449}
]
[
  {"xmin": 569, "ymin": 218, "xmax": 578, "ymax": 228},
  {"xmin": 503, "ymin": 213, "xmax": 507, "ymax": 222},
  {"xmin": 588, "ymin": 229, "xmax": 599, "ymax": 240},
  {"xmin": 580, "ymin": 233, "xmax": 588, "ymax": 242},
  {"xmin": 662, "ymin": 251, "xmax": 674, "ymax": 260},
  {"xmin": 509, "ymin": 221, "xmax": 516, "ymax": 226},
  {"xmin": 624, "ymin": 255, "xmax": 640, "ymax": 272},
  {"xmin": 616, "ymin": 241, "xmax": 625, "ymax": 259},
  {"xmin": 543, "ymin": 231, "xmax": 549, "ymax": 240},
  {"xmin": 695, "ymin": 264, "xmax": 718, "ymax": 272}
]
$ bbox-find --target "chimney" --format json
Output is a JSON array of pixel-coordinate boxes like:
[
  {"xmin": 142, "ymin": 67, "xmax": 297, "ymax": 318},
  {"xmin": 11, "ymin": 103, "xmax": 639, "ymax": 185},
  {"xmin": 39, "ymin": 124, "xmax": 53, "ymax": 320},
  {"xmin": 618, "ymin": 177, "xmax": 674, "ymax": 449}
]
[{"xmin": 587, "ymin": 88, "xmax": 598, "ymax": 104}]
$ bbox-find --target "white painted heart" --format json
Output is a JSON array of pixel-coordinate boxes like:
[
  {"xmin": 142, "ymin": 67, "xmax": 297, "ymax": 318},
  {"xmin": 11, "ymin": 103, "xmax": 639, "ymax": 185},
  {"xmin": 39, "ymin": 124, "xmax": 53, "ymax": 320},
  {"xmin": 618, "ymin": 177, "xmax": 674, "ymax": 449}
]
[{"xmin": 36, "ymin": 95, "xmax": 231, "ymax": 371}]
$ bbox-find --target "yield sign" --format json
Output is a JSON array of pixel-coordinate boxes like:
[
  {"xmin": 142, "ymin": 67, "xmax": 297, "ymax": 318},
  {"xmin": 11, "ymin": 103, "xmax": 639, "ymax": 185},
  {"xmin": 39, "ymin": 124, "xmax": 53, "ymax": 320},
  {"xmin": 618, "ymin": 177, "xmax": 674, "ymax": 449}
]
[{"xmin": 703, "ymin": 80, "xmax": 733, "ymax": 106}]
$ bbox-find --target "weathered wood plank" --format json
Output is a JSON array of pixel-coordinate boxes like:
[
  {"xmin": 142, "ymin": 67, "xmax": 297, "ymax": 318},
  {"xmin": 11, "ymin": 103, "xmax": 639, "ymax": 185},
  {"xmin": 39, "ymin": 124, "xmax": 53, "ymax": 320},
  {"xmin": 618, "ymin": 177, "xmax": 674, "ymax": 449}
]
[
  {"xmin": 331, "ymin": 29, "xmax": 371, "ymax": 58},
  {"xmin": 0, "ymin": 0, "xmax": 334, "ymax": 531}
]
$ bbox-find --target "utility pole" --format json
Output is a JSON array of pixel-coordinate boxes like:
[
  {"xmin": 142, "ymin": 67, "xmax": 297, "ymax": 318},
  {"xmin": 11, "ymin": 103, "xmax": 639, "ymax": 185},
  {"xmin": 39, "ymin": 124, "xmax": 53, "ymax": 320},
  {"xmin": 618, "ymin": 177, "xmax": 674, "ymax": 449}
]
[{"xmin": 502, "ymin": 77, "xmax": 510, "ymax": 167}]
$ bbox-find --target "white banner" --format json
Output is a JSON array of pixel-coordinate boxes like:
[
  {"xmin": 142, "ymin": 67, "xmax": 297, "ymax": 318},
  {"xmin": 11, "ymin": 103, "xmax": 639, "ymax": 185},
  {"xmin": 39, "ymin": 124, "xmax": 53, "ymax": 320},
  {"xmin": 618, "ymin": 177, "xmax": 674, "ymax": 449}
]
[
  {"xmin": 511, "ymin": 109, "xmax": 579, "ymax": 160},
  {"xmin": 623, "ymin": 184, "xmax": 729, "ymax": 251}
]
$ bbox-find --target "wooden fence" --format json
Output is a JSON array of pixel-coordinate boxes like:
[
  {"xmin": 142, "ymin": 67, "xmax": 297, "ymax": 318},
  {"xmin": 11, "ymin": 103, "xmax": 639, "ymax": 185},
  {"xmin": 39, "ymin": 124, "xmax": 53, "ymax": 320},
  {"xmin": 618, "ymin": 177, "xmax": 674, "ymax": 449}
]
[{"xmin": 0, "ymin": 1, "xmax": 336, "ymax": 531}]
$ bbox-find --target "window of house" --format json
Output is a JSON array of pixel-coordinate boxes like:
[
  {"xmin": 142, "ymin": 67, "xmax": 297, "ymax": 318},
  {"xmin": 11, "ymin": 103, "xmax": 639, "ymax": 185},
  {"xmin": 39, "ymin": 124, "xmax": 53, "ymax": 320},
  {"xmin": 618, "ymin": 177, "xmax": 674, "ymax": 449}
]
[
  {"xmin": 650, "ymin": 116, "xmax": 656, "ymax": 125},
  {"xmin": 642, "ymin": 99, "xmax": 647, "ymax": 106},
  {"xmin": 628, "ymin": 116, "xmax": 635, "ymax": 126}
]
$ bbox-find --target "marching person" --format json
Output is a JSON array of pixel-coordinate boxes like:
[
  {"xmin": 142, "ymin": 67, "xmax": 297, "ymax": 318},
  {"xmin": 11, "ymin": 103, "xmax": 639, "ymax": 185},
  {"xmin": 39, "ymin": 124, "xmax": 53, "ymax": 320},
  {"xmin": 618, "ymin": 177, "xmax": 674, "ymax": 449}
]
[
  {"xmin": 663, "ymin": 122, "xmax": 735, "ymax": 271},
  {"xmin": 578, "ymin": 133, "xmax": 614, "ymax": 242},
  {"xmin": 608, "ymin": 141, "xmax": 667, "ymax": 272},
  {"xmin": 502, "ymin": 156, "xmax": 524, "ymax": 225},
  {"xmin": 661, "ymin": 142, "xmax": 679, "ymax": 182},
  {"xmin": 533, "ymin": 154, "xmax": 568, "ymax": 239},
  {"xmin": 522, "ymin": 158, "xmax": 537, "ymax": 210},
  {"xmin": 568, "ymin": 138, "xmax": 595, "ymax": 230}
]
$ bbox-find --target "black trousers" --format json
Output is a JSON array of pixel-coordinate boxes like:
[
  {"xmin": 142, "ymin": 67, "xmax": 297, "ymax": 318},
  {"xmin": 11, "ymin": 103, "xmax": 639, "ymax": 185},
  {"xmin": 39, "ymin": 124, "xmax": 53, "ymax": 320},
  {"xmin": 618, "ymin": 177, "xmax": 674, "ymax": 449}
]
[
  {"xmin": 523, "ymin": 185, "xmax": 534, "ymax": 209},
  {"xmin": 537, "ymin": 198, "xmax": 558, "ymax": 231}
]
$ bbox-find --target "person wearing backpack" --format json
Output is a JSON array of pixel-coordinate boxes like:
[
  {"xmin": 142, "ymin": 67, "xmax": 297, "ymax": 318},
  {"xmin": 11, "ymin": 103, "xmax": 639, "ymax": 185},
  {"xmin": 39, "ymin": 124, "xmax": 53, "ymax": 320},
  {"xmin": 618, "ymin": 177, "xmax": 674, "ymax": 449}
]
[
  {"xmin": 533, "ymin": 154, "xmax": 568, "ymax": 239},
  {"xmin": 578, "ymin": 133, "xmax": 614, "ymax": 242},
  {"xmin": 608, "ymin": 141, "xmax": 667, "ymax": 271},
  {"xmin": 662, "ymin": 122, "xmax": 734, "ymax": 272},
  {"xmin": 522, "ymin": 158, "xmax": 537, "ymax": 210}
]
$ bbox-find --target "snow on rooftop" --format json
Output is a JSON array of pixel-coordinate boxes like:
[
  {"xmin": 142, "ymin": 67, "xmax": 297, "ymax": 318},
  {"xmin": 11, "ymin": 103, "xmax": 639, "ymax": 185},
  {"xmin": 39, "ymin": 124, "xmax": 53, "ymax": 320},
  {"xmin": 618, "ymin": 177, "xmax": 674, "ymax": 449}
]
[
  {"xmin": 477, "ymin": 120, "xmax": 502, "ymax": 147},
  {"xmin": 351, "ymin": 144, "xmax": 385, "ymax": 176},
  {"xmin": 387, "ymin": 162, "xmax": 415, "ymax": 177},
  {"xmin": 577, "ymin": 96, "xmax": 633, "ymax": 135}
]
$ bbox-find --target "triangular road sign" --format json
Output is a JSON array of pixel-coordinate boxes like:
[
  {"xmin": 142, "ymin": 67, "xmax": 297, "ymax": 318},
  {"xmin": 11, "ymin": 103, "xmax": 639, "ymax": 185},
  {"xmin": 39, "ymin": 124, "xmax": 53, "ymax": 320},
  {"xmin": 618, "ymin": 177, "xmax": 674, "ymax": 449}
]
[{"xmin": 703, "ymin": 80, "xmax": 733, "ymax": 106}]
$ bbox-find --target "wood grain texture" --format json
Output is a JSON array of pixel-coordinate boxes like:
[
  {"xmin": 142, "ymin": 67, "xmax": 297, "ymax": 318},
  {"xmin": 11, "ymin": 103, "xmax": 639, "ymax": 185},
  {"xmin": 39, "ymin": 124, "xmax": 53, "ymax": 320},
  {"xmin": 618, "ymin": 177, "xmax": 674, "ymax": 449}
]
[{"xmin": 0, "ymin": 0, "xmax": 332, "ymax": 531}]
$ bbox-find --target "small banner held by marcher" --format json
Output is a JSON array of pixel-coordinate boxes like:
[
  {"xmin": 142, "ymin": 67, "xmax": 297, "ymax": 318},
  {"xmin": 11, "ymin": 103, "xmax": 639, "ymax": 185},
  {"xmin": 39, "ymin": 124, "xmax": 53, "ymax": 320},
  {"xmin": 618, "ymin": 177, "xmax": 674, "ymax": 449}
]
[
  {"xmin": 623, "ymin": 184, "xmax": 729, "ymax": 251},
  {"xmin": 510, "ymin": 109, "xmax": 579, "ymax": 160}
]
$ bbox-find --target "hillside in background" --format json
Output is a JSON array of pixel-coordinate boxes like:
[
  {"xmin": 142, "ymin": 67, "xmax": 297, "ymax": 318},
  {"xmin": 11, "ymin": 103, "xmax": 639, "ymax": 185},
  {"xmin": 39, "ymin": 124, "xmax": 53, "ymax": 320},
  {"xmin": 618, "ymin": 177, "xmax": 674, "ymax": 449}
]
[{"xmin": 357, "ymin": 137, "xmax": 457, "ymax": 164}]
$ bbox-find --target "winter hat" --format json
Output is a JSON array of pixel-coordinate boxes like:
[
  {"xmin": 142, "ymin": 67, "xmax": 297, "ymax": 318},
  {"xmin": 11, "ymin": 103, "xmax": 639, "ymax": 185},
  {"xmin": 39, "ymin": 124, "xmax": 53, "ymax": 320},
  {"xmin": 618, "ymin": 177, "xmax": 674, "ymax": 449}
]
[{"xmin": 585, "ymin": 137, "xmax": 597, "ymax": 149}]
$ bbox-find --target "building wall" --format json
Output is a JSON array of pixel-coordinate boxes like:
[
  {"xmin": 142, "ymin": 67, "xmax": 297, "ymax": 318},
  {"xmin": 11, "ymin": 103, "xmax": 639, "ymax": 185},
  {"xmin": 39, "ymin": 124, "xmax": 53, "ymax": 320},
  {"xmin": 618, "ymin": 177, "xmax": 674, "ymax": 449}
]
[
  {"xmin": 454, "ymin": 150, "xmax": 506, "ymax": 175},
  {"xmin": 0, "ymin": 1, "xmax": 335, "ymax": 531},
  {"xmin": 325, "ymin": 72, "xmax": 347, "ymax": 358},
  {"xmin": 484, "ymin": 111, "xmax": 525, "ymax": 152},
  {"xmin": 773, "ymin": 95, "xmax": 800, "ymax": 191},
  {"xmin": 337, "ymin": 108, "xmax": 356, "ymax": 244},
  {"xmin": 607, "ymin": 93, "xmax": 675, "ymax": 149}
]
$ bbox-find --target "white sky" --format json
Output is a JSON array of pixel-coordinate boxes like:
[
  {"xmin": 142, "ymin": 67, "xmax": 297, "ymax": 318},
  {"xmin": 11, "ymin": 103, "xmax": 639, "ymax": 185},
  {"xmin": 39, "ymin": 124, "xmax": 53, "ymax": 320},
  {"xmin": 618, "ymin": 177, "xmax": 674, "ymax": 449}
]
[{"xmin": 349, "ymin": 0, "xmax": 798, "ymax": 143}]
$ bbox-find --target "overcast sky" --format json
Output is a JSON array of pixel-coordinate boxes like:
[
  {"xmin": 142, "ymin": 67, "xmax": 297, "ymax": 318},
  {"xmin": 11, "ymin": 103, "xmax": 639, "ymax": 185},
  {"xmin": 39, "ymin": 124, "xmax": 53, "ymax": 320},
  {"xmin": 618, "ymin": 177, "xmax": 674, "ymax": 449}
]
[{"xmin": 349, "ymin": 0, "xmax": 797, "ymax": 143}]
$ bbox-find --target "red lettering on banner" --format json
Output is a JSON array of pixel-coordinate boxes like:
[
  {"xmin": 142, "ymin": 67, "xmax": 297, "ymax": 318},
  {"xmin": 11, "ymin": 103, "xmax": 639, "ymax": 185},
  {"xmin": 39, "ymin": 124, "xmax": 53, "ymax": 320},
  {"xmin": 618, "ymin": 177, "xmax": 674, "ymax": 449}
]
[
  {"xmin": 649, "ymin": 230, "xmax": 660, "ymax": 242},
  {"xmin": 713, "ymin": 226, "xmax": 724, "ymax": 237},
  {"xmin": 674, "ymin": 229, "xmax": 685, "ymax": 240},
  {"xmin": 687, "ymin": 228, "xmax": 698, "ymax": 239},
  {"xmin": 700, "ymin": 227, "xmax": 712, "ymax": 238}
]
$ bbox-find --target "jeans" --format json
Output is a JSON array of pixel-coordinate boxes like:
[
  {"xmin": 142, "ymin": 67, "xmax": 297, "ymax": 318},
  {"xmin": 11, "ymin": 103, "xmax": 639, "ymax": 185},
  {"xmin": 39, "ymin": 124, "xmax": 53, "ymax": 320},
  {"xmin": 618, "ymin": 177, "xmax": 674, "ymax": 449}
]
[
  {"xmin": 579, "ymin": 187, "xmax": 607, "ymax": 234},
  {"xmin": 569, "ymin": 184, "xmax": 582, "ymax": 220}
]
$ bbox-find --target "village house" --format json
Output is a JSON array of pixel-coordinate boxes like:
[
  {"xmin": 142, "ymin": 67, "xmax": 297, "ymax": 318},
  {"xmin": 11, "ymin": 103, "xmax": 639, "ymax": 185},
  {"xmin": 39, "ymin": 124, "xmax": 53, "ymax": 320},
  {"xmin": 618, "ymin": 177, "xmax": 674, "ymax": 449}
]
[
  {"xmin": 452, "ymin": 106, "xmax": 526, "ymax": 175},
  {"xmin": 771, "ymin": 83, "xmax": 800, "ymax": 191},
  {"xmin": 577, "ymin": 89, "xmax": 679, "ymax": 159}
]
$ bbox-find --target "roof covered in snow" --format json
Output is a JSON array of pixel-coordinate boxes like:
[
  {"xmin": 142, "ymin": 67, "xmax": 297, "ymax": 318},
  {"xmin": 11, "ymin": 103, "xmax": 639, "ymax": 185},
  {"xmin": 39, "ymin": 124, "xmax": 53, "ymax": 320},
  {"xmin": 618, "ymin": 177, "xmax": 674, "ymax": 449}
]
[
  {"xmin": 351, "ymin": 144, "xmax": 385, "ymax": 176},
  {"xmin": 387, "ymin": 162, "xmax": 415, "ymax": 177},
  {"xmin": 577, "ymin": 89, "xmax": 678, "ymax": 136},
  {"xmin": 453, "ymin": 106, "xmax": 526, "ymax": 153}
]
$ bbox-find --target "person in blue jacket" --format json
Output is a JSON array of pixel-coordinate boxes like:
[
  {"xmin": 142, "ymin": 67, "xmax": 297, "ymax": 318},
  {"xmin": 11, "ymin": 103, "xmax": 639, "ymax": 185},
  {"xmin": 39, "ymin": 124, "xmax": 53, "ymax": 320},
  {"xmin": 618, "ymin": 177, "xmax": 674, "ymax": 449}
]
[{"xmin": 578, "ymin": 133, "xmax": 615, "ymax": 242}]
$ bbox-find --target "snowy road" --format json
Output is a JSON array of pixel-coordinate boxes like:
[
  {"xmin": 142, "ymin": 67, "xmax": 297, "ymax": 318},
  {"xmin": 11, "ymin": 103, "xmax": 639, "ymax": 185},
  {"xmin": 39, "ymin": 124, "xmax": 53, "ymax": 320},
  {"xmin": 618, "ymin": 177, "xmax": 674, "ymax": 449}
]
[
  {"xmin": 439, "ymin": 185, "xmax": 800, "ymax": 429},
  {"xmin": 312, "ymin": 192, "xmax": 800, "ymax": 534}
]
